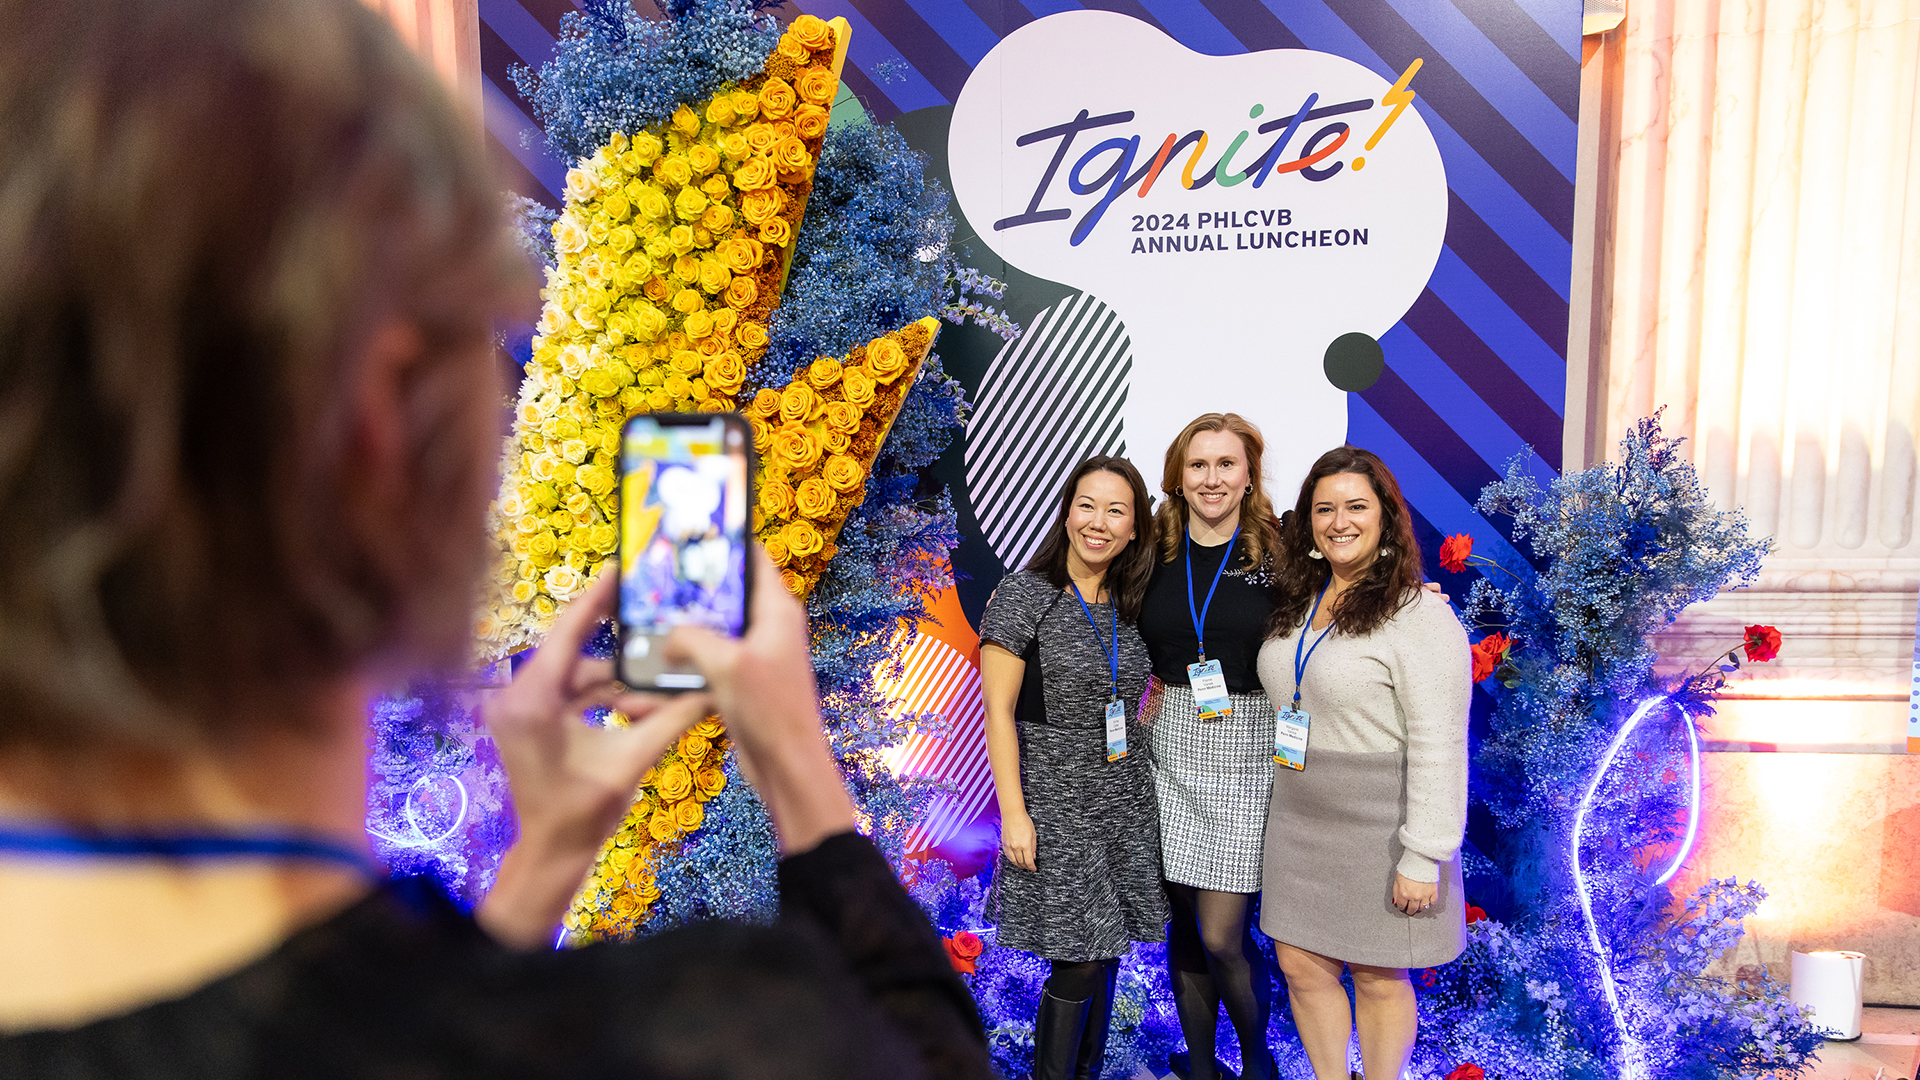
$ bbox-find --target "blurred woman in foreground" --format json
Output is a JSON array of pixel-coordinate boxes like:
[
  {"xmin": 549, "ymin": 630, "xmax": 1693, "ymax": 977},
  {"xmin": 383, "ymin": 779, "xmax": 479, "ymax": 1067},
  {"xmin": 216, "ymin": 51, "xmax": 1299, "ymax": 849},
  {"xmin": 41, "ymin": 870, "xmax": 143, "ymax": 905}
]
[{"xmin": 0, "ymin": 2, "xmax": 991, "ymax": 1076}]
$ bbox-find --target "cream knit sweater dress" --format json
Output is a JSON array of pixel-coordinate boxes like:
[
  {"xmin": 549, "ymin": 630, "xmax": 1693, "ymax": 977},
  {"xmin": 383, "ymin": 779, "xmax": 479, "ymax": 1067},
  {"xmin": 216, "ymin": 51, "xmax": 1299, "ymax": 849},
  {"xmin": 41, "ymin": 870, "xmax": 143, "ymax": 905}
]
[{"xmin": 1254, "ymin": 588, "xmax": 1471, "ymax": 969}]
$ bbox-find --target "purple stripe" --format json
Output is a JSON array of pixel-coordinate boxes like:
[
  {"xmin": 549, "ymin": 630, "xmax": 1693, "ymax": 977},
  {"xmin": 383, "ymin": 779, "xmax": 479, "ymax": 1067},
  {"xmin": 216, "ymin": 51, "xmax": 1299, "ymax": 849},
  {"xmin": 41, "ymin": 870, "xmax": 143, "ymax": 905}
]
[
  {"xmin": 1194, "ymin": 0, "xmax": 1305, "ymax": 50},
  {"xmin": 1323, "ymin": 0, "xmax": 1574, "ymax": 240},
  {"xmin": 478, "ymin": 19, "xmax": 541, "ymax": 118},
  {"xmin": 846, "ymin": 0, "xmax": 975, "ymax": 102},
  {"xmin": 516, "ymin": 0, "xmax": 582, "ymax": 39},
  {"xmin": 960, "ymin": 0, "xmax": 1038, "ymax": 38},
  {"xmin": 1447, "ymin": 0, "xmax": 1579, "ymax": 120},
  {"xmin": 1443, "ymin": 191, "xmax": 1569, "ymax": 359},
  {"xmin": 838, "ymin": 62, "xmax": 902, "ymax": 123},
  {"xmin": 1401, "ymin": 289, "xmax": 1563, "ymax": 470},
  {"xmin": 1359, "ymin": 366, "xmax": 1503, "ymax": 513},
  {"xmin": 1079, "ymin": 0, "xmax": 1173, "ymax": 36}
]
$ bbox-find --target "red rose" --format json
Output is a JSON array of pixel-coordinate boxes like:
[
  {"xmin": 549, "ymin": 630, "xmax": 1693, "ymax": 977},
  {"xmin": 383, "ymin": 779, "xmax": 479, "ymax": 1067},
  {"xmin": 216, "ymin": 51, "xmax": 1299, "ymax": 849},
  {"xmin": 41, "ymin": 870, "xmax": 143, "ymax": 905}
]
[
  {"xmin": 1465, "ymin": 903, "xmax": 1487, "ymax": 924},
  {"xmin": 1742, "ymin": 624, "xmax": 1782, "ymax": 663},
  {"xmin": 1439, "ymin": 533, "xmax": 1473, "ymax": 573},
  {"xmin": 951, "ymin": 930, "xmax": 984, "ymax": 959},
  {"xmin": 1419, "ymin": 968, "xmax": 1438, "ymax": 987},
  {"xmin": 1471, "ymin": 632, "xmax": 1513, "ymax": 683},
  {"xmin": 1446, "ymin": 1065, "xmax": 1485, "ymax": 1080}
]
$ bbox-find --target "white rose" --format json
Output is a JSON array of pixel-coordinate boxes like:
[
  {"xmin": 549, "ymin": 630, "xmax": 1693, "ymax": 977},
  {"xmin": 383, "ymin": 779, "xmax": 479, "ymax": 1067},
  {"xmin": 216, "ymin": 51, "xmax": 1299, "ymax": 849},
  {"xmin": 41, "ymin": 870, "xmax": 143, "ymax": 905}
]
[{"xmin": 543, "ymin": 564, "xmax": 586, "ymax": 602}]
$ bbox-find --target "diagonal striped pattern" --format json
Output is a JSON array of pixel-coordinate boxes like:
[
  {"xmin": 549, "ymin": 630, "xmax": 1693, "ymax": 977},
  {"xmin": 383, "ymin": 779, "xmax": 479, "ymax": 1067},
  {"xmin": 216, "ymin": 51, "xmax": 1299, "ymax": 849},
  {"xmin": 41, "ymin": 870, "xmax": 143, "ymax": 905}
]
[
  {"xmin": 877, "ymin": 633, "xmax": 991, "ymax": 853},
  {"xmin": 965, "ymin": 291, "xmax": 1131, "ymax": 573}
]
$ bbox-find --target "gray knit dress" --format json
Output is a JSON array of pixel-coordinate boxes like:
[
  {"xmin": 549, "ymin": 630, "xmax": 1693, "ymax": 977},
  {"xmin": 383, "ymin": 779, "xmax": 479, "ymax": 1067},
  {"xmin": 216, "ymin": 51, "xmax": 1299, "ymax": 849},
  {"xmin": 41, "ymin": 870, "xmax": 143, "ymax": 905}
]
[
  {"xmin": 981, "ymin": 571, "xmax": 1167, "ymax": 962},
  {"xmin": 1255, "ymin": 588, "xmax": 1471, "ymax": 969}
]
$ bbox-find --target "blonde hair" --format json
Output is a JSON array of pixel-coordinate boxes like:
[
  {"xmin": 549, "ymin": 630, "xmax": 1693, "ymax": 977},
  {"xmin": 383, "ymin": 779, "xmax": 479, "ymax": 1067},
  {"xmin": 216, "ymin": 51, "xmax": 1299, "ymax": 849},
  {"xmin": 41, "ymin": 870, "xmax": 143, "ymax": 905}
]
[{"xmin": 1152, "ymin": 413, "xmax": 1281, "ymax": 571}]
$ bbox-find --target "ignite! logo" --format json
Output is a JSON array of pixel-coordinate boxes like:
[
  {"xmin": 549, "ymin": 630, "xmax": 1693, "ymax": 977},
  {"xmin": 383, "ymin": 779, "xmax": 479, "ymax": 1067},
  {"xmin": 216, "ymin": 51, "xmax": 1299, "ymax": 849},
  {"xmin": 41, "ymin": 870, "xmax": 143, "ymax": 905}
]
[
  {"xmin": 996, "ymin": 59, "xmax": 1423, "ymax": 246},
  {"xmin": 949, "ymin": 10, "xmax": 1449, "ymax": 491}
]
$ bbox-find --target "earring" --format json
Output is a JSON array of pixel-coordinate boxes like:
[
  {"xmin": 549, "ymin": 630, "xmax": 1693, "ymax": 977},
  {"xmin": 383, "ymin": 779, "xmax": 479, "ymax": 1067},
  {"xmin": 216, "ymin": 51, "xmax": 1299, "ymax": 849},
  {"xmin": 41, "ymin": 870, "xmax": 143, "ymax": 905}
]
[
  {"xmin": 1308, "ymin": 548, "xmax": 1324, "ymax": 560},
  {"xmin": 1381, "ymin": 546, "xmax": 1394, "ymax": 557},
  {"xmin": 1175, "ymin": 487, "xmax": 1182, "ymax": 497},
  {"xmin": 1245, "ymin": 485, "xmax": 1252, "ymax": 495}
]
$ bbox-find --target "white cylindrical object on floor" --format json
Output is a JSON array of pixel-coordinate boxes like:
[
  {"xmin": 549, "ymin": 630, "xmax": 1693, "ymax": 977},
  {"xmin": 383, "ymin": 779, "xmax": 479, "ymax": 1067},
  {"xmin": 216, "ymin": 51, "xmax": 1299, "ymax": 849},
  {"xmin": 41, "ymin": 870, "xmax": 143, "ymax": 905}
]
[{"xmin": 1789, "ymin": 950, "xmax": 1865, "ymax": 1040}]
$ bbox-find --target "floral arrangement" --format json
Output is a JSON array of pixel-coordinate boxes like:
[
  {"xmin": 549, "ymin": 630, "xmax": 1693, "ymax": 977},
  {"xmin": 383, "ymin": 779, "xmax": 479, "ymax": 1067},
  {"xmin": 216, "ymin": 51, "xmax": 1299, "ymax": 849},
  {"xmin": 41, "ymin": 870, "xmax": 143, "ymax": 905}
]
[
  {"xmin": 479, "ymin": 11, "xmax": 850, "ymax": 660},
  {"xmin": 747, "ymin": 318, "xmax": 940, "ymax": 596}
]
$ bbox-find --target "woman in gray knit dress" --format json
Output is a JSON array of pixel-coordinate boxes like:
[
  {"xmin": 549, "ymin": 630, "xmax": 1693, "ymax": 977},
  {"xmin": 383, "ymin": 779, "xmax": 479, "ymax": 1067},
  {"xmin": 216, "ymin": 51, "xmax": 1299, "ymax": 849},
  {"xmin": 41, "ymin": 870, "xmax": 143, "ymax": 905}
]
[
  {"xmin": 981, "ymin": 455, "xmax": 1167, "ymax": 1080},
  {"xmin": 1256, "ymin": 447, "xmax": 1470, "ymax": 1080}
]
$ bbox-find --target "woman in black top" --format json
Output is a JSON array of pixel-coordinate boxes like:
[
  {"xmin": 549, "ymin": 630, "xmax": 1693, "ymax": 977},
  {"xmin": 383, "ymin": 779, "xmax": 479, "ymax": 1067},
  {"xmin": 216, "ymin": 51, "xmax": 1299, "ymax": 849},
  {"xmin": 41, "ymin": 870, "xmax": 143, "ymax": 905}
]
[
  {"xmin": 0, "ymin": 3, "xmax": 990, "ymax": 1077},
  {"xmin": 980, "ymin": 456, "xmax": 1164, "ymax": 1080},
  {"xmin": 1139, "ymin": 414, "xmax": 1282, "ymax": 1080}
]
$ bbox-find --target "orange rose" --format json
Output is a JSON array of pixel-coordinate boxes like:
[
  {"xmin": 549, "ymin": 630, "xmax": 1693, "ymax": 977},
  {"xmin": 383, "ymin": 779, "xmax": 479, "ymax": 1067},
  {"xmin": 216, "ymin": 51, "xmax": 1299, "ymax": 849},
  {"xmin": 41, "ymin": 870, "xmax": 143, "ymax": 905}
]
[
  {"xmin": 694, "ymin": 766, "xmax": 727, "ymax": 798},
  {"xmin": 780, "ymin": 568, "xmax": 807, "ymax": 596},
  {"xmin": 789, "ymin": 13, "xmax": 834, "ymax": 50},
  {"xmin": 823, "ymin": 400, "xmax": 862, "ymax": 434},
  {"xmin": 670, "ymin": 350, "xmax": 703, "ymax": 375},
  {"xmin": 783, "ymin": 518, "xmax": 824, "ymax": 558},
  {"xmin": 777, "ymin": 34, "xmax": 810, "ymax": 62},
  {"xmin": 779, "ymin": 383, "xmax": 823, "ymax": 424},
  {"xmin": 733, "ymin": 157, "xmax": 777, "ymax": 192},
  {"xmin": 748, "ymin": 387, "xmax": 782, "ymax": 418},
  {"xmin": 736, "ymin": 321, "xmax": 770, "ymax": 351},
  {"xmin": 759, "ymin": 217, "xmax": 794, "ymax": 247},
  {"xmin": 654, "ymin": 761, "xmax": 694, "ymax": 802},
  {"xmin": 865, "ymin": 336, "xmax": 910, "ymax": 383},
  {"xmin": 840, "ymin": 367, "xmax": 875, "ymax": 408},
  {"xmin": 823, "ymin": 454, "xmax": 865, "ymax": 493},
  {"xmin": 764, "ymin": 532, "xmax": 792, "ymax": 566},
  {"xmin": 720, "ymin": 236, "xmax": 764, "ymax": 274},
  {"xmin": 744, "ymin": 123, "xmax": 779, "ymax": 154},
  {"xmin": 793, "ymin": 104, "xmax": 830, "ymax": 140},
  {"xmin": 724, "ymin": 275, "xmax": 758, "ymax": 310},
  {"xmin": 797, "ymin": 66, "xmax": 836, "ymax": 105},
  {"xmin": 703, "ymin": 352, "xmax": 745, "ymax": 395},
  {"xmin": 759, "ymin": 479, "xmax": 796, "ymax": 519},
  {"xmin": 648, "ymin": 809, "xmax": 681, "ymax": 842},
  {"xmin": 773, "ymin": 135, "xmax": 811, "ymax": 174},
  {"xmin": 804, "ymin": 357, "xmax": 841, "ymax": 390},
  {"xmin": 822, "ymin": 429, "xmax": 850, "ymax": 454},
  {"xmin": 759, "ymin": 78, "xmax": 797, "ymax": 120},
  {"xmin": 773, "ymin": 422, "xmax": 823, "ymax": 473},
  {"xmin": 794, "ymin": 477, "xmax": 836, "ymax": 520},
  {"xmin": 674, "ymin": 799, "xmax": 705, "ymax": 831},
  {"xmin": 700, "ymin": 204, "xmax": 735, "ymax": 233}
]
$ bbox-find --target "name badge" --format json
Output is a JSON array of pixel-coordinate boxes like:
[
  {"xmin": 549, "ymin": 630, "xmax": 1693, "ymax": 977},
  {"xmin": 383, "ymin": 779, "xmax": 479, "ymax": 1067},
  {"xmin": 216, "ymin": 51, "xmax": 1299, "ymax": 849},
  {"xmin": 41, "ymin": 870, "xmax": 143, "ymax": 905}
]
[
  {"xmin": 1274, "ymin": 705, "xmax": 1309, "ymax": 771},
  {"xmin": 1186, "ymin": 659, "xmax": 1233, "ymax": 720},
  {"xmin": 1104, "ymin": 698, "xmax": 1128, "ymax": 761}
]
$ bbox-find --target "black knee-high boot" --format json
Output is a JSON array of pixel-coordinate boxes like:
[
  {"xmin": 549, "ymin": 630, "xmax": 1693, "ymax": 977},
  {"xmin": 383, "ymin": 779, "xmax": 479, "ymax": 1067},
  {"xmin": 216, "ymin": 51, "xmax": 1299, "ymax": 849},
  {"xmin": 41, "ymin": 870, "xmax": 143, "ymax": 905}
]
[
  {"xmin": 1073, "ymin": 958, "xmax": 1119, "ymax": 1080},
  {"xmin": 1030, "ymin": 989, "xmax": 1091, "ymax": 1080}
]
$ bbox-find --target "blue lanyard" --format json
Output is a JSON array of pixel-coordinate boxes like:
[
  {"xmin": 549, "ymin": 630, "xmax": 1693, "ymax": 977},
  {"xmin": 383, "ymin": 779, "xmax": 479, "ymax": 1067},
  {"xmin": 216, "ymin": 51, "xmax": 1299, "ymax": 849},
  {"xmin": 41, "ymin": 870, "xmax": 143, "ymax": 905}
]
[
  {"xmin": 0, "ymin": 822, "xmax": 382, "ymax": 876},
  {"xmin": 1184, "ymin": 526, "xmax": 1241, "ymax": 660},
  {"xmin": 1292, "ymin": 582, "xmax": 1336, "ymax": 705},
  {"xmin": 1070, "ymin": 581, "xmax": 1121, "ymax": 701}
]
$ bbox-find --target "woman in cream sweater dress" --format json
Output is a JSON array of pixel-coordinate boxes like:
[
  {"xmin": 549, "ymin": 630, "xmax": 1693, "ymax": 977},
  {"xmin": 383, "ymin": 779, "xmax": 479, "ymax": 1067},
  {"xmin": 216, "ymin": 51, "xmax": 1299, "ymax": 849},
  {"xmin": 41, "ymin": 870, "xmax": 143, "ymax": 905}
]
[{"xmin": 1255, "ymin": 447, "xmax": 1470, "ymax": 1080}]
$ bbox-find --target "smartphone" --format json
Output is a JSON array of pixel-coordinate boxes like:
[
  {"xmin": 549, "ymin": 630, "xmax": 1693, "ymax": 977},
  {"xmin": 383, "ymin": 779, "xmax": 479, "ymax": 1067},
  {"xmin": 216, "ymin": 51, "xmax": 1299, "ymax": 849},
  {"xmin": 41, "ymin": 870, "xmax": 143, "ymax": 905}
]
[{"xmin": 616, "ymin": 412, "xmax": 754, "ymax": 691}]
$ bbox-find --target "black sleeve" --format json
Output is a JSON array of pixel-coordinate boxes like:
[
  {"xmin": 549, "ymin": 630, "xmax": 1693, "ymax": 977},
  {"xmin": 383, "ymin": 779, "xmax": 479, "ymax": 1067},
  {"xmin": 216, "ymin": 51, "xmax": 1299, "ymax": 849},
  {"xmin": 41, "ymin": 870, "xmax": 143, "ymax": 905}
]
[{"xmin": 778, "ymin": 832, "xmax": 995, "ymax": 1080}]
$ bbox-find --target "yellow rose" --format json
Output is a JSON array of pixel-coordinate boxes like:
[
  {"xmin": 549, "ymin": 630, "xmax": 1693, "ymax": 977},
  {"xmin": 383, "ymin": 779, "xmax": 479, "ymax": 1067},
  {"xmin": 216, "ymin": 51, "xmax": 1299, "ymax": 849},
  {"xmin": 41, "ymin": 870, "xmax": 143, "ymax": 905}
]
[
  {"xmin": 551, "ymin": 214, "xmax": 587, "ymax": 255},
  {"xmin": 823, "ymin": 454, "xmax": 865, "ymax": 493},
  {"xmin": 671, "ymin": 103, "xmax": 701, "ymax": 136},
  {"xmin": 632, "ymin": 302, "xmax": 668, "ymax": 340},
  {"xmin": 668, "ymin": 224, "xmax": 697, "ymax": 254},
  {"xmin": 777, "ymin": 34, "xmax": 810, "ymax": 62},
  {"xmin": 732, "ymin": 157, "xmax": 776, "ymax": 192},
  {"xmin": 739, "ymin": 187, "xmax": 781, "ymax": 224},
  {"xmin": 528, "ymin": 530, "xmax": 559, "ymax": 561},
  {"xmin": 806, "ymin": 357, "xmax": 843, "ymax": 390},
  {"xmin": 823, "ymin": 400, "xmax": 861, "ymax": 435},
  {"xmin": 694, "ymin": 766, "xmax": 727, "ymax": 798},
  {"xmin": 729, "ymin": 90, "xmax": 760, "ymax": 121},
  {"xmin": 724, "ymin": 275, "xmax": 759, "ymax": 310},
  {"xmin": 672, "ymin": 288, "xmax": 705, "ymax": 315},
  {"xmin": 783, "ymin": 518, "xmax": 824, "ymax": 558},
  {"xmin": 773, "ymin": 422, "xmax": 823, "ymax": 473},
  {"xmin": 789, "ymin": 13, "xmax": 834, "ymax": 50},
  {"xmin": 865, "ymin": 336, "xmax": 909, "ymax": 383},
  {"xmin": 759, "ymin": 77, "xmax": 797, "ymax": 120},
  {"xmin": 700, "ymin": 204, "xmax": 735, "ymax": 233},
  {"xmin": 702, "ymin": 352, "xmax": 745, "ymax": 395},
  {"xmin": 587, "ymin": 523, "xmax": 617, "ymax": 554},
  {"xmin": 636, "ymin": 188, "xmax": 671, "ymax": 220},
  {"xmin": 631, "ymin": 132, "xmax": 663, "ymax": 166},
  {"xmin": 698, "ymin": 258, "xmax": 732, "ymax": 295},
  {"xmin": 794, "ymin": 477, "xmax": 837, "ymax": 520},
  {"xmin": 654, "ymin": 761, "xmax": 694, "ymax": 802},
  {"xmin": 779, "ymin": 383, "xmax": 823, "ymax": 424},
  {"xmin": 759, "ymin": 216, "xmax": 794, "ymax": 248},
  {"xmin": 602, "ymin": 191, "xmax": 632, "ymax": 221},
  {"xmin": 687, "ymin": 143, "xmax": 720, "ymax": 174},
  {"xmin": 744, "ymin": 123, "xmax": 780, "ymax": 155},
  {"xmin": 674, "ymin": 799, "xmax": 705, "ymax": 831},
  {"xmin": 692, "ymin": 716, "xmax": 725, "ymax": 739},
  {"xmin": 679, "ymin": 732, "xmax": 712, "ymax": 762},
  {"xmin": 773, "ymin": 135, "xmax": 811, "ymax": 174},
  {"xmin": 764, "ymin": 532, "xmax": 791, "ymax": 565},
  {"xmin": 719, "ymin": 131, "xmax": 751, "ymax": 160},
  {"xmin": 510, "ymin": 579, "xmax": 537, "ymax": 605},
  {"xmin": 796, "ymin": 66, "xmax": 836, "ymax": 106},
  {"xmin": 793, "ymin": 104, "xmax": 830, "ymax": 141},
  {"xmin": 742, "ymin": 388, "xmax": 778, "ymax": 420},
  {"xmin": 758, "ymin": 479, "xmax": 795, "ymax": 521},
  {"xmin": 673, "ymin": 186, "xmax": 708, "ymax": 221},
  {"xmin": 840, "ymin": 366, "xmax": 875, "ymax": 408},
  {"xmin": 719, "ymin": 236, "xmax": 764, "ymax": 274},
  {"xmin": 635, "ymin": 875, "xmax": 661, "ymax": 904},
  {"xmin": 780, "ymin": 568, "xmax": 807, "ymax": 596},
  {"xmin": 704, "ymin": 96, "xmax": 737, "ymax": 127},
  {"xmin": 654, "ymin": 154, "xmax": 693, "ymax": 189},
  {"xmin": 647, "ymin": 810, "xmax": 680, "ymax": 842},
  {"xmin": 543, "ymin": 564, "xmax": 586, "ymax": 602},
  {"xmin": 736, "ymin": 321, "xmax": 770, "ymax": 351},
  {"xmin": 683, "ymin": 309, "xmax": 714, "ymax": 340}
]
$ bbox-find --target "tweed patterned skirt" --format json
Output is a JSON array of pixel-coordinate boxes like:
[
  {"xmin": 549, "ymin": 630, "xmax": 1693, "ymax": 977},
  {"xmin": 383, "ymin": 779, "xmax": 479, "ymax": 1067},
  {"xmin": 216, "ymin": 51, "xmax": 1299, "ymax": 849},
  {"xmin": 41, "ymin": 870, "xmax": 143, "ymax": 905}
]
[{"xmin": 1147, "ymin": 679, "xmax": 1275, "ymax": 893}]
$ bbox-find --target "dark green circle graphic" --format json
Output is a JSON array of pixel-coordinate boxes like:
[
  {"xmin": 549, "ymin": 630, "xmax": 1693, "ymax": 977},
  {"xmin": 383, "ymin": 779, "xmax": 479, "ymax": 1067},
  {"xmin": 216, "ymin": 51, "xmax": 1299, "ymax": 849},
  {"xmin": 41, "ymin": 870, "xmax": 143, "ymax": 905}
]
[{"xmin": 1324, "ymin": 332, "xmax": 1384, "ymax": 391}]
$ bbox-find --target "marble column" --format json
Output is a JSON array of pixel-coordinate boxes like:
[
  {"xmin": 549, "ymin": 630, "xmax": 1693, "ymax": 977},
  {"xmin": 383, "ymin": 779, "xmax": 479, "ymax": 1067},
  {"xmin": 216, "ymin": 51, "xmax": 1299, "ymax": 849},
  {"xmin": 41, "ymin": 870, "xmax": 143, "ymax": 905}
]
[{"xmin": 361, "ymin": 0, "xmax": 481, "ymax": 119}]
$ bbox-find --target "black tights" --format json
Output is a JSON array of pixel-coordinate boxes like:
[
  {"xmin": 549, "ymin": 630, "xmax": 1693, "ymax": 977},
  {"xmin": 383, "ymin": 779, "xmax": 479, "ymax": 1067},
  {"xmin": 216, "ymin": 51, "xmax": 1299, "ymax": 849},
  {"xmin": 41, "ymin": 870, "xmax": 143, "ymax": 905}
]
[
  {"xmin": 1165, "ymin": 882, "xmax": 1274, "ymax": 1080},
  {"xmin": 1044, "ymin": 958, "xmax": 1111, "ymax": 1001}
]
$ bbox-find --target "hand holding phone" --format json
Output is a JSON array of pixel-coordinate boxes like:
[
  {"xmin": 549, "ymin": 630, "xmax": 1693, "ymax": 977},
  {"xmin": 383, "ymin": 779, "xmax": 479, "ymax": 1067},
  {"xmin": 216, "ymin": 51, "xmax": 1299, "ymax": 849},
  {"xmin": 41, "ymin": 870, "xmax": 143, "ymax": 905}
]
[{"xmin": 617, "ymin": 413, "xmax": 754, "ymax": 691}]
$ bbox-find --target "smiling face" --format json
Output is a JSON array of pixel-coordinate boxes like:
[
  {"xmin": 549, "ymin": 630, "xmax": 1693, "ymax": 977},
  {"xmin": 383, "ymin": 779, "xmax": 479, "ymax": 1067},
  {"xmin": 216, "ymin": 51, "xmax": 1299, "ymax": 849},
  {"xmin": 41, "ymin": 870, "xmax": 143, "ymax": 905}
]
[
  {"xmin": 1310, "ymin": 471, "xmax": 1384, "ymax": 577},
  {"xmin": 1182, "ymin": 428, "xmax": 1251, "ymax": 529},
  {"xmin": 1064, "ymin": 468, "xmax": 1137, "ymax": 579}
]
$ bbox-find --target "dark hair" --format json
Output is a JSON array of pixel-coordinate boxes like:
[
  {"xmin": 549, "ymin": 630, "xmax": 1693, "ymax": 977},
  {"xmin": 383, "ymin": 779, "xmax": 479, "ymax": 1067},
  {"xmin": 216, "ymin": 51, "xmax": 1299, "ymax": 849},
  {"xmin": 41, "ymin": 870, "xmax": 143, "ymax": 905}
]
[
  {"xmin": 1266, "ymin": 446, "xmax": 1425, "ymax": 638},
  {"xmin": 1025, "ymin": 456, "xmax": 1155, "ymax": 622},
  {"xmin": 0, "ymin": 0, "xmax": 526, "ymax": 748},
  {"xmin": 1153, "ymin": 412, "xmax": 1281, "ymax": 571}
]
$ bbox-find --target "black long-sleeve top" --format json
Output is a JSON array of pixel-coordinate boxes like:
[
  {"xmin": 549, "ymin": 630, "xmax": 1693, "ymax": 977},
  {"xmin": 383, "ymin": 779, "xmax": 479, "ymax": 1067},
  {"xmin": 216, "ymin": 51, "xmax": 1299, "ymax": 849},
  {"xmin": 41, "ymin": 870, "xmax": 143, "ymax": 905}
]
[{"xmin": 0, "ymin": 832, "xmax": 993, "ymax": 1080}]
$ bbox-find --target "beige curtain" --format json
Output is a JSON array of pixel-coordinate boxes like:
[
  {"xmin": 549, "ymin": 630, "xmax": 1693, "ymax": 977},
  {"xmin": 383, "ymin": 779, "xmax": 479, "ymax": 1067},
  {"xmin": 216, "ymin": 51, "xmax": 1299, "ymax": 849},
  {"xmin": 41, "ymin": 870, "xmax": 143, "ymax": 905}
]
[{"xmin": 361, "ymin": 0, "xmax": 481, "ymax": 119}]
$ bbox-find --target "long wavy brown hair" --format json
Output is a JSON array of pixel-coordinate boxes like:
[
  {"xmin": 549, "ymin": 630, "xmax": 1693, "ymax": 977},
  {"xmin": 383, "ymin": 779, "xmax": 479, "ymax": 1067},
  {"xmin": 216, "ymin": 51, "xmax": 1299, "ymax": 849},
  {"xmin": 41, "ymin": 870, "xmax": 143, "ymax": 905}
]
[
  {"xmin": 1026, "ymin": 455, "xmax": 1156, "ymax": 622},
  {"xmin": 1266, "ymin": 446, "xmax": 1425, "ymax": 638},
  {"xmin": 1152, "ymin": 413, "xmax": 1282, "ymax": 570}
]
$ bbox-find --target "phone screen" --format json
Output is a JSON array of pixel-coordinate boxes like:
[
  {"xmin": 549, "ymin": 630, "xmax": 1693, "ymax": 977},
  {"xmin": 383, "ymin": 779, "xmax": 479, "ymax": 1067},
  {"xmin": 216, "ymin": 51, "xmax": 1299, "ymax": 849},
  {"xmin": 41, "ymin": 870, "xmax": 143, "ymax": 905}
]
[{"xmin": 618, "ymin": 416, "xmax": 750, "ymax": 665}]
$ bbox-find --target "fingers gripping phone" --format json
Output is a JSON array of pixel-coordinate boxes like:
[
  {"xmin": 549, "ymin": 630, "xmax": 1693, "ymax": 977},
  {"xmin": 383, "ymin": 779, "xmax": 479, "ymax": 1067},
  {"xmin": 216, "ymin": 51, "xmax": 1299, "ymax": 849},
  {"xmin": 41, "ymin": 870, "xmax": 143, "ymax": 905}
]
[{"xmin": 617, "ymin": 413, "xmax": 754, "ymax": 691}]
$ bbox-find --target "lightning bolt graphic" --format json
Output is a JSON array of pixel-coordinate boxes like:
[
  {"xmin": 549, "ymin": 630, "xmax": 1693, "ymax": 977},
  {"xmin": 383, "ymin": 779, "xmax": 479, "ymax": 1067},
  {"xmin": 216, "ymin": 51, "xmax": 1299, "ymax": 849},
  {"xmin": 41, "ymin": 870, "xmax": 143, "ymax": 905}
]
[{"xmin": 1365, "ymin": 58, "xmax": 1423, "ymax": 151}]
